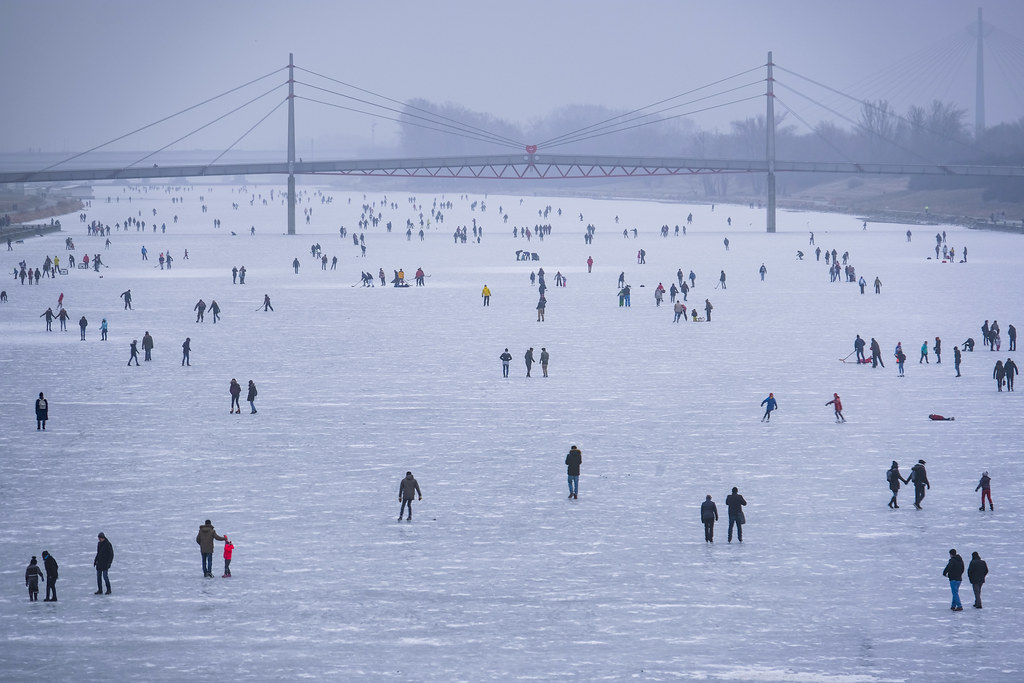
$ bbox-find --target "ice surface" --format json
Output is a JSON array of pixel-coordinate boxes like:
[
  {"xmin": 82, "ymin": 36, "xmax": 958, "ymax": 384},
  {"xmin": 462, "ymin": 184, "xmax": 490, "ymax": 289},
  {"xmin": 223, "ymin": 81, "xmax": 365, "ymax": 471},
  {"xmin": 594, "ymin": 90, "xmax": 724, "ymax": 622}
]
[{"xmin": 1, "ymin": 184, "xmax": 1021, "ymax": 681}]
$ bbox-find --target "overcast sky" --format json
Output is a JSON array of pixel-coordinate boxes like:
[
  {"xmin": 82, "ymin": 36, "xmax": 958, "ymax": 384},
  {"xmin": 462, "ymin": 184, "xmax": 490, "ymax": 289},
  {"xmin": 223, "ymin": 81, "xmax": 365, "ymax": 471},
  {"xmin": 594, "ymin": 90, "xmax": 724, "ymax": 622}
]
[{"xmin": 2, "ymin": 0, "xmax": 1022, "ymax": 156}]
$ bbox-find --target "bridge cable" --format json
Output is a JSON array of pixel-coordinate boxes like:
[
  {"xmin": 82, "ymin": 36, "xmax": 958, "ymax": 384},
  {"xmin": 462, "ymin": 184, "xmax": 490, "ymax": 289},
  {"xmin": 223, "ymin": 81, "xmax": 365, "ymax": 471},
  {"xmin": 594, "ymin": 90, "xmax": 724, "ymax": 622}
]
[
  {"xmin": 123, "ymin": 85, "xmax": 286, "ymax": 170},
  {"xmin": 293, "ymin": 80, "xmax": 522, "ymax": 149},
  {"xmin": 539, "ymin": 81, "xmax": 765, "ymax": 150},
  {"xmin": 205, "ymin": 99, "xmax": 289, "ymax": 170},
  {"xmin": 39, "ymin": 66, "xmax": 287, "ymax": 172},
  {"xmin": 773, "ymin": 78, "xmax": 945, "ymax": 165},
  {"xmin": 775, "ymin": 65, "xmax": 977, "ymax": 154},
  {"xmin": 537, "ymin": 64, "xmax": 764, "ymax": 148},
  {"xmin": 540, "ymin": 95, "xmax": 764, "ymax": 151},
  {"xmin": 294, "ymin": 96, "xmax": 520, "ymax": 150},
  {"xmin": 294, "ymin": 65, "xmax": 524, "ymax": 148},
  {"xmin": 772, "ymin": 97, "xmax": 859, "ymax": 165}
]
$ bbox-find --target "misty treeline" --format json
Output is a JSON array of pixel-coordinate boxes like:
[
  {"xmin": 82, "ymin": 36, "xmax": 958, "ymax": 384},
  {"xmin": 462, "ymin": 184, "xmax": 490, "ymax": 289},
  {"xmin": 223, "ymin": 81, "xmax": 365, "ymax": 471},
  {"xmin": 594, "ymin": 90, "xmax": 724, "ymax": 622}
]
[{"xmin": 398, "ymin": 99, "xmax": 1024, "ymax": 201}]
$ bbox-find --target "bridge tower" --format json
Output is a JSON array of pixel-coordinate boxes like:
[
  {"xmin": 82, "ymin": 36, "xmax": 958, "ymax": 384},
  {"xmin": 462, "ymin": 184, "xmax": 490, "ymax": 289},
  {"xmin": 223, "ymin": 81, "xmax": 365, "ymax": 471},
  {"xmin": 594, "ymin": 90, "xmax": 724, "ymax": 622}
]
[
  {"xmin": 974, "ymin": 7, "xmax": 986, "ymax": 140},
  {"xmin": 287, "ymin": 53, "xmax": 296, "ymax": 235},
  {"xmin": 766, "ymin": 51, "xmax": 776, "ymax": 233}
]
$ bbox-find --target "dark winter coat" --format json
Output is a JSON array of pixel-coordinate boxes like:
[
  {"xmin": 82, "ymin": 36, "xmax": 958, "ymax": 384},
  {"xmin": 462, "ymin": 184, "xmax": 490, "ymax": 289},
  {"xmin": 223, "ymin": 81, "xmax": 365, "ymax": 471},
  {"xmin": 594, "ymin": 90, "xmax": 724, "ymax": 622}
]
[
  {"xmin": 399, "ymin": 474, "xmax": 421, "ymax": 500},
  {"xmin": 43, "ymin": 553, "xmax": 58, "ymax": 580},
  {"xmin": 943, "ymin": 554, "xmax": 965, "ymax": 581},
  {"xmin": 246, "ymin": 382, "xmax": 258, "ymax": 401},
  {"xmin": 196, "ymin": 524, "xmax": 225, "ymax": 554},
  {"xmin": 142, "ymin": 333, "xmax": 154, "ymax": 351},
  {"xmin": 700, "ymin": 499, "xmax": 719, "ymax": 523},
  {"xmin": 1006, "ymin": 359, "xmax": 1019, "ymax": 379},
  {"xmin": 887, "ymin": 465, "xmax": 907, "ymax": 492},
  {"xmin": 725, "ymin": 493, "xmax": 746, "ymax": 522},
  {"xmin": 968, "ymin": 557, "xmax": 989, "ymax": 585},
  {"xmin": 909, "ymin": 463, "xmax": 929, "ymax": 489},
  {"xmin": 35, "ymin": 397, "xmax": 48, "ymax": 420},
  {"xmin": 26, "ymin": 562, "xmax": 44, "ymax": 587},
  {"xmin": 230, "ymin": 381, "xmax": 241, "ymax": 398},
  {"xmin": 976, "ymin": 474, "xmax": 991, "ymax": 491},
  {"xmin": 94, "ymin": 538, "xmax": 114, "ymax": 571},
  {"xmin": 565, "ymin": 447, "xmax": 582, "ymax": 476}
]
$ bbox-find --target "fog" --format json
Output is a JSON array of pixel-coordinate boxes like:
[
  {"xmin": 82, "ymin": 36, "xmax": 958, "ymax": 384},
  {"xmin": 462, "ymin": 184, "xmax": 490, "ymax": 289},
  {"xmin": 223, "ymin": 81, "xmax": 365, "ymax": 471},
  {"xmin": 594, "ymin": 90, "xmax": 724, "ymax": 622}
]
[{"xmin": 1, "ymin": 0, "xmax": 1022, "ymax": 156}]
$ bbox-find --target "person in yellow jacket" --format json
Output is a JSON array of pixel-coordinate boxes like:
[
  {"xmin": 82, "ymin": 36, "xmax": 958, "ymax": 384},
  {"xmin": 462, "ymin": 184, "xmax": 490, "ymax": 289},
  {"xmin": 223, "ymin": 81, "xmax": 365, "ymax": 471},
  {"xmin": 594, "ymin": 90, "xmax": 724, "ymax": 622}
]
[{"xmin": 481, "ymin": 284, "xmax": 491, "ymax": 306}]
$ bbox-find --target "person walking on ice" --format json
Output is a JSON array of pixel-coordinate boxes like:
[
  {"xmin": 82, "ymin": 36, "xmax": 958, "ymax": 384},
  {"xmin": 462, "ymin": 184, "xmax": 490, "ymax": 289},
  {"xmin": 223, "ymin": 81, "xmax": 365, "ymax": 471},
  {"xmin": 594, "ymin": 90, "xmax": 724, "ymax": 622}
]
[
  {"xmin": 35, "ymin": 392, "xmax": 48, "ymax": 430},
  {"xmin": 196, "ymin": 520, "xmax": 225, "ymax": 578},
  {"xmin": 701, "ymin": 494, "xmax": 718, "ymax": 543},
  {"xmin": 398, "ymin": 471, "xmax": 422, "ymax": 521},
  {"xmin": 760, "ymin": 393, "xmax": 777, "ymax": 422},
  {"xmin": 128, "ymin": 339, "xmax": 140, "ymax": 366},
  {"xmin": 919, "ymin": 341, "xmax": 929, "ymax": 364},
  {"xmin": 943, "ymin": 548, "xmax": 965, "ymax": 611},
  {"xmin": 481, "ymin": 284, "xmax": 491, "ymax": 306},
  {"xmin": 194, "ymin": 299, "xmax": 206, "ymax": 323},
  {"xmin": 565, "ymin": 445, "xmax": 582, "ymax": 499},
  {"xmin": 222, "ymin": 536, "xmax": 234, "ymax": 577},
  {"xmin": 887, "ymin": 461, "xmax": 908, "ymax": 508},
  {"xmin": 909, "ymin": 459, "xmax": 929, "ymax": 509},
  {"xmin": 230, "ymin": 379, "xmax": 242, "ymax": 413},
  {"xmin": 25, "ymin": 556, "xmax": 43, "ymax": 601},
  {"xmin": 525, "ymin": 347, "xmax": 535, "ymax": 377},
  {"xmin": 247, "ymin": 380, "xmax": 258, "ymax": 414},
  {"xmin": 725, "ymin": 487, "xmax": 746, "ymax": 542},
  {"xmin": 292, "ymin": 258, "xmax": 300, "ymax": 274},
  {"xmin": 499, "ymin": 348, "xmax": 512, "ymax": 377},
  {"xmin": 968, "ymin": 552, "xmax": 988, "ymax": 608},
  {"xmin": 540, "ymin": 347, "xmax": 550, "ymax": 377},
  {"xmin": 94, "ymin": 532, "xmax": 114, "ymax": 594},
  {"xmin": 825, "ymin": 393, "xmax": 845, "ymax": 422},
  {"xmin": 181, "ymin": 337, "xmax": 191, "ymax": 366},
  {"xmin": 976, "ymin": 471, "xmax": 993, "ymax": 511}
]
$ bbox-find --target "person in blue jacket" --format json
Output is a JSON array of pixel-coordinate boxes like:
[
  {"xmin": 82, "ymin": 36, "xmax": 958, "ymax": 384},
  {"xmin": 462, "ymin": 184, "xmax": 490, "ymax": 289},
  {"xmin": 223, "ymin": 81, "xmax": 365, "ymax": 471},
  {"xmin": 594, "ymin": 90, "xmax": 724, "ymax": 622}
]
[{"xmin": 760, "ymin": 393, "xmax": 777, "ymax": 422}]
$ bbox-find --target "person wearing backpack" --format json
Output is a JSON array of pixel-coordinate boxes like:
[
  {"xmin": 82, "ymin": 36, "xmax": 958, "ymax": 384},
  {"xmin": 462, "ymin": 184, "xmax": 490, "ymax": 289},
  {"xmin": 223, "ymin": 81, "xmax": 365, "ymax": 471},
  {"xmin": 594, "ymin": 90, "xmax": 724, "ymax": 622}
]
[{"xmin": 887, "ymin": 461, "xmax": 908, "ymax": 508}]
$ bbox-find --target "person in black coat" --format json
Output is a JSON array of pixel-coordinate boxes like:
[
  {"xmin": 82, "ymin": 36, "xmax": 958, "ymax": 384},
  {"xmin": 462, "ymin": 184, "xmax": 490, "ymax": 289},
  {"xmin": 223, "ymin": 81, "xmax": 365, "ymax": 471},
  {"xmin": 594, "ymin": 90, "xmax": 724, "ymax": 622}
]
[
  {"xmin": 725, "ymin": 487, "xmax": 746, "ymax": 542},
  {"xmin": 942, "ymin": 548, "xmax": 965, "ymax": 610},
  {"xmin": 968, "ymin": 551, "xmax": 989, "ymax": 608},
  {"xmin": 870, "ymin": 338, "xmax": 884, "ymax": 368},
  {"xmin": 887, "ymin": 461, "xmax": 908, "ymax": 508},
  {"xmin": 909, "ymin": 460, "xmax": 930, "ymax": 509},
  {"xmin": 25, "ymin": 556, "xmax": 44, "ymax": 601},
  {"xmin": 94, "ymin": 532, "xmax": 114, "ymax": 594},
  {"xmin": 42, "ymin": 550, "xmax": 59, "ymax": 601},
  {"xmin": 700, "ymin": 495, "xmax": 719, "ymax": 542},
  {"xmin": 35, "ymin": 391, "xmax": 48, "ymax": 430},
  {"xmin": 247, "ymin": 380, "xmax": 258, "ymax": 414},
  {"xmin": 565, "ymin": 445, "xmax": 582, "ymax": 499},
  {"xmin": 398, "ymin": 471, "xmax": 422, "ymax": 521}
]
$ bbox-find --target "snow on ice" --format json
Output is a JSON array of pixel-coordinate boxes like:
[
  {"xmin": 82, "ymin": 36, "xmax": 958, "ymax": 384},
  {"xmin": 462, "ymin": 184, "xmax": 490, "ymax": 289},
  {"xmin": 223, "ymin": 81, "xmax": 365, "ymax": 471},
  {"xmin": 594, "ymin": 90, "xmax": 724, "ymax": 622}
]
[{"xmin": 0, "ymin": 184, "xmax": 1021, "ymax": 681}]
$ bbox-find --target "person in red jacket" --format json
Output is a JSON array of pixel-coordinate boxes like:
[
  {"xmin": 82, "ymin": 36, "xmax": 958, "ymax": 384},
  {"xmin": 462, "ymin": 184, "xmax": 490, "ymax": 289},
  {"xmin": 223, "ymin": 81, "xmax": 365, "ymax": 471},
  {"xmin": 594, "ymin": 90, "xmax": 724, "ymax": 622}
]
[
  {"xmin": 826, "ymin": 393, "xmax": 845, "ymax": 422},
  {"xmin": 222, "ymin": 536, "xmax": 234, "ymax": 577}
]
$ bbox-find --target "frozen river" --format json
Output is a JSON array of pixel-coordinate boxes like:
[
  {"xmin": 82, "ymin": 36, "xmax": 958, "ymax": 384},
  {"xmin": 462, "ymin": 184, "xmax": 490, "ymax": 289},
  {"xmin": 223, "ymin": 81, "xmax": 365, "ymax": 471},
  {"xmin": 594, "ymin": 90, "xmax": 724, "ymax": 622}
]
[{"xmin": 1, "ymin": 183, "xmax": 1021, "ymax": 681}]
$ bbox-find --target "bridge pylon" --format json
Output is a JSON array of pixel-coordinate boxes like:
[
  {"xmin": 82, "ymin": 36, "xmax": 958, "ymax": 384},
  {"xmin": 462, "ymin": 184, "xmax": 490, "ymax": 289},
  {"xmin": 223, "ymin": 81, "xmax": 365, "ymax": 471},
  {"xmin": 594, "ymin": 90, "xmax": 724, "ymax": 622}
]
[
  {"xmin": 766, "ymin": 51, "xmax": 776, "ymax": 234},
  {"xmin": 287, "ymin": 53, "xmax": 296, "ymax": 235}
]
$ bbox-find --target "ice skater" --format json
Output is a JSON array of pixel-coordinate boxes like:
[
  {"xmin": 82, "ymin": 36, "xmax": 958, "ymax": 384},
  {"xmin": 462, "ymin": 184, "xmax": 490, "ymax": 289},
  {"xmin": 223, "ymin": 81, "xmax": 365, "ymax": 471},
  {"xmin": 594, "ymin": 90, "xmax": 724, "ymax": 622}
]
[
  {"xmin": 976, "ymin": 471, "xmax": 993, "ymax": 511},
  {"xmin": 825, "ymin": 393, "xmax": 845, "ymax": 422},
  {"xmin": 262, "ymin": 294, "xmax": 274, "ymax": 312},
  {"xmin": 128, "ymin": 339, "xmax": 140, "ymax": 366},
  {"xmin": 760, "ymin": 393, "xmax": 777, "ymax": 422},
  {"xmin": 398, "ymin": 471, "xmax": 422, "ymax": 521}
]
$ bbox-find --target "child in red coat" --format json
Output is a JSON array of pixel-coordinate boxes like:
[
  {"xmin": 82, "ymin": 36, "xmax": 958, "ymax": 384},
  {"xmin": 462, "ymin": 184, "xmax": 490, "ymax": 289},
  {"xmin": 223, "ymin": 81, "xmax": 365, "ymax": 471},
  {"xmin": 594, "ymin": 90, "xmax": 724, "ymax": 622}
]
[
  {"xmin": 222, "ymin": 536, "xmax": 234, "ymax": 578},
  {"xmin": 826, "ymin": 393, "xmax": 845, "ymax": 422}
]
